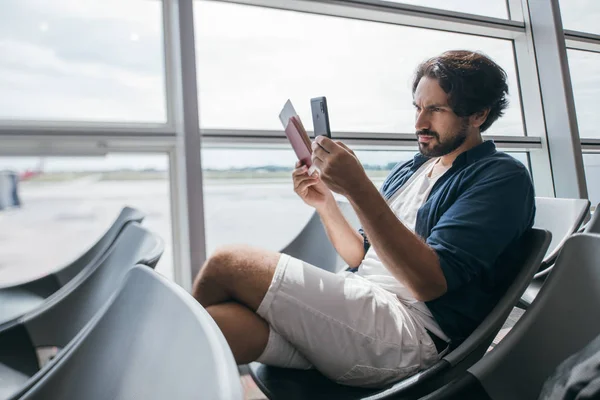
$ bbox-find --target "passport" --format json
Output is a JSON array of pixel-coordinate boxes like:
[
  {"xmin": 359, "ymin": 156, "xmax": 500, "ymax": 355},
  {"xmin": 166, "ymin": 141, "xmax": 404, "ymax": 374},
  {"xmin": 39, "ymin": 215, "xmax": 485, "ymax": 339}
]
[{"xmin": 279, "ymin": 100, "xmax": 317, "ymax": 174}]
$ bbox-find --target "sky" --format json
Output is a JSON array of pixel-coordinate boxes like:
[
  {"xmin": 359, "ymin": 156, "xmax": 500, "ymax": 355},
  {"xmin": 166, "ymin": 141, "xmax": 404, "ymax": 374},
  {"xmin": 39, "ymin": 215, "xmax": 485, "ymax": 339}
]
[{"xmin": 0, "ymin": 0, "xmax": 598, "ymax": 172}]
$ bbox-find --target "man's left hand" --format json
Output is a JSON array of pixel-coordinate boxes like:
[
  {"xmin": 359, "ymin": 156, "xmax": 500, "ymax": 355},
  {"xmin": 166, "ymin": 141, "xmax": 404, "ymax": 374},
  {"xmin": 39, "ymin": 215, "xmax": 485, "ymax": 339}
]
[{"xmin": 311, "ymin": 136, "xmax": 369, "ymax": 197}]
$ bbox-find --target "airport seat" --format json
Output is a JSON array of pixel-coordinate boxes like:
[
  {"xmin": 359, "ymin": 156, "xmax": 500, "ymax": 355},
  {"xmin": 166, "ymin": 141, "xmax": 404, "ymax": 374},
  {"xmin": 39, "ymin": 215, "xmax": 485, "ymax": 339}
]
[
  {"xmin": 538, "ymin": 331, "xmax": 600, "ymax": 400},
  {"xmin": 249, "ymin": 229, "xmax": 551, "ymax": 400},
  {"xmin": 518, "ymin": 197, "xmax": 589, "ymax": 309},
  {"xmin": 583, "ymin": 203, "xmax": 600, "ymax": 233},
  {"xmin": 280, "ymin": 199, "xmax": 361, "ymax": 273},
  {"xmin": 0, "ymin": 206, "xmax": 145, "ymax": 327},
  {"xmin": 18, "ymin": 265, "xmax": 243, "ymax": 400},
  {"xmin": 0, "ymin": 223, "xmax": 164, "ymax": 400},
  {"xmin": 420, "ymin": 233, "xmax": 600, "ymax": 400}
]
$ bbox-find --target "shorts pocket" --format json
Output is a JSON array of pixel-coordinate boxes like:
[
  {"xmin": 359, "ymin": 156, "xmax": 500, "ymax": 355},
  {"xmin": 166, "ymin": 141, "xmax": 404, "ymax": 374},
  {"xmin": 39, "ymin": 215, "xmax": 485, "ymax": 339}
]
[{"xmin": 334, "ymin": 364, "xmax": 420, "ymax": 388}]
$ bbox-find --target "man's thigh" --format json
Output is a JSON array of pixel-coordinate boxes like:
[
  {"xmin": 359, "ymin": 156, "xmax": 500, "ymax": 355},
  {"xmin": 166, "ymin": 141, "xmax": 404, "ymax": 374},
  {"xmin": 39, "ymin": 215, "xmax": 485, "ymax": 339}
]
[{"xmin": 257, "ymin": 254, "xmax": 439, "ymax": 388}]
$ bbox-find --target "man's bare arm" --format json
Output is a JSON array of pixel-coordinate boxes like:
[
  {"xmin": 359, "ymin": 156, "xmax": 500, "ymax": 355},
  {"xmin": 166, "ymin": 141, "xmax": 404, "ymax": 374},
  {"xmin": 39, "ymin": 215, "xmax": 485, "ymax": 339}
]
[
  {"xmin": 316, "ymin": 198, "xmax": 365, "ymax": 268},
  {"xmin": 310, "ymin": 136, "xmax": 447, "ymax": 302},
  {"xmin": 348, "ymin": 183, "xmax": 447, "ymax": 301},
  {"xmin": 291, "ymin": 161, "xmax": 365, "ymax": 268}
]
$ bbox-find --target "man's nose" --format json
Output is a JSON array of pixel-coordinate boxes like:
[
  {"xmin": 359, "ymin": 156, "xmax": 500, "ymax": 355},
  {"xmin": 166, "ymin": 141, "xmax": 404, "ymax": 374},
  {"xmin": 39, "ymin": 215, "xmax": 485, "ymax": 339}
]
[{"xmin": 415, "ymin": 110, "xmax": 430, "ymax": 131}]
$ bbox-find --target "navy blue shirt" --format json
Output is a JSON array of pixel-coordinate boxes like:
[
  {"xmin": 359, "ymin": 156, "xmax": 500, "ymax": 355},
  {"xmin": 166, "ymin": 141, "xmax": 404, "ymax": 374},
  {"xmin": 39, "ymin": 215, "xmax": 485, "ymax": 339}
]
[{"xmin": 361, "ymin": 141, "xmax": 535, "ymax": 345}]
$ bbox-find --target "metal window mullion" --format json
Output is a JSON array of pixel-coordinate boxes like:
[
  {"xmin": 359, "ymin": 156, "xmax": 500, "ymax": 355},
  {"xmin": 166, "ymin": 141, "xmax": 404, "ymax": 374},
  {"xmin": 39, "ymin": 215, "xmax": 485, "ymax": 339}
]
[
  {"xmin": 566, "ymin": 40, "xmax": 600, "ymax": 53},
  {"xmin": 162, "ymin": 0, "xmax": 177, "ymax": 132},
  {"xmin": 581, "ymin": 140, "xmax": 600, "ymax": 153},
  {"xmin": 565, "ymin": 30, "xmax": 600, "ymax": 53},
  {"xmin": 164, "ymin": 0, "xmax": 207, "ymax": 291},
  {"xmin": 167, "ymin": 147, "xmax": 189, "ymax": 286},
  {"xmin": 200, "ymin": 128, "xmax": 541, "ymax": 140},
  {"xmin": 0, "ymin": 134, "xmax": 176, "ymax": 156},
  {"xmin": 522, "ymin": 0, "xmax": 587, "ymax": 199},
  {"xmin": 341, "ymin": 0, "xmax": 514, "ymax": 23},
  {"xmin": 507, "ymin": 0, "xmax": 554, "ymax": 196},
  {"xmin": 0, "ymin": 122, "xmax": 176, "ymax": 136},
  {"xmin": 209, "ymin": 0, "xmax": 524, "ymax": 39},
  {"xmin": 505, "ymin": 0, "xmax": 523, "ymax": 21},
  {"xmin": 197, "ymin": 129, "xmax": 542, "ymax": 151}
]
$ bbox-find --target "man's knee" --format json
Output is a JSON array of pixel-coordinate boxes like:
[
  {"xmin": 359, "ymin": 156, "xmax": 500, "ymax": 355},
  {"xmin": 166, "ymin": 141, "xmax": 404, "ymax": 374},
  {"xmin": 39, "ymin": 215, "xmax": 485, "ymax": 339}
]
[
  {"xmin": 195, "ymin": 245, "xmax": 243, "ymax": 286},
  {"xmin": 202, "ymin": 245, "xmax": 237, "ymax": 272},
  {"xmin": 193, "ymin": 245, "xmax": 281, "ymax": 309}
]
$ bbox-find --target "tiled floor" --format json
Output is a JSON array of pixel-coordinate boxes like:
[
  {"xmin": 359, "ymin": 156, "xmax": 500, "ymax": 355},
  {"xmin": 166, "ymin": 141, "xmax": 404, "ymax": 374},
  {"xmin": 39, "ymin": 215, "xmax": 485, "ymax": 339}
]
[
  {"xmin": 240, "ymin": 306, "xmax": 527, "ymax": 400},
  {"xmin": 490, "ymin": 307, "xmax": 525, "ymax": 348},
  {"xmin": 242, "ymin": 374, "xmax": 268, "ymax": 400}
]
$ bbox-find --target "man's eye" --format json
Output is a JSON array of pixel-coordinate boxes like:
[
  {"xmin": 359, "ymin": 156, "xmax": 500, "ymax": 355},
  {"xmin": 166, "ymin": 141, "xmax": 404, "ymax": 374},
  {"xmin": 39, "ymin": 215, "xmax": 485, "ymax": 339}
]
[{"xmin": 432, "ymin": 108, "xmax": 441, "ymax": 112}]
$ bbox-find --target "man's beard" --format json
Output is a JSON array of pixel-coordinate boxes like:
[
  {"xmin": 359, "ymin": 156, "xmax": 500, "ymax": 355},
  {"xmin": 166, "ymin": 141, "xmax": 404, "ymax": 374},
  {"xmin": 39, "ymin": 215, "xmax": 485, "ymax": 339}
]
[{"xmin": 416, "ymin": 120, "xmax": 469, "ymax": 157}]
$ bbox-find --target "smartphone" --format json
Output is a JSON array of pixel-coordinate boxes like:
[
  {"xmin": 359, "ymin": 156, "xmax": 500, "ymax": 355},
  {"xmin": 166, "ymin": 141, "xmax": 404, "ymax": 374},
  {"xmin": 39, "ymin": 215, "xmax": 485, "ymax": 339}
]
[{"xmin": 310, "ymin": 96, "xmax": 332, "ymax": 138}]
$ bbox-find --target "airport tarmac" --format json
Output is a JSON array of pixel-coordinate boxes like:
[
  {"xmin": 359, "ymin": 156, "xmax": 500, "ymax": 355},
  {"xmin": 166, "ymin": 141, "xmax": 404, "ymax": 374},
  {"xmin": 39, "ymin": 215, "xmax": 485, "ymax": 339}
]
[{"xmin": 0, "ymin": 177, "xmax": 314, "ymax": 286}]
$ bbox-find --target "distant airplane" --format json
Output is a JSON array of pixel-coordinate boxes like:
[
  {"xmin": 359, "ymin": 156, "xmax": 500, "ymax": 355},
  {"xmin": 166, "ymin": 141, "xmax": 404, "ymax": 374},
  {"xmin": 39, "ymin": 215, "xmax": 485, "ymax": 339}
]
[{"xmin": 19, "ymin": 158, "xmax": 45, "ymax": 181}]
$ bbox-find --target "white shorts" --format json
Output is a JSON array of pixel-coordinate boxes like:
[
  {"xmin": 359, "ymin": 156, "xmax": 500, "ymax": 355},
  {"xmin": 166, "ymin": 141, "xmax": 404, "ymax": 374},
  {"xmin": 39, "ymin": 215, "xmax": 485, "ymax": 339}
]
[{"xmin": 256, "ymin": 254, "xmax": 441, "ymax": 388}]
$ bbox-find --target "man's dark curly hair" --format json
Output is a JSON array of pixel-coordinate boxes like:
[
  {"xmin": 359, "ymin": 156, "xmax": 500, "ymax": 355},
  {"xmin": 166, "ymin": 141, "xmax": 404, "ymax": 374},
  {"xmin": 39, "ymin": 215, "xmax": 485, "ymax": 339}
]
[{"xmin": 412, "ymin": 50, "xmax": 509, "ymax": 133}]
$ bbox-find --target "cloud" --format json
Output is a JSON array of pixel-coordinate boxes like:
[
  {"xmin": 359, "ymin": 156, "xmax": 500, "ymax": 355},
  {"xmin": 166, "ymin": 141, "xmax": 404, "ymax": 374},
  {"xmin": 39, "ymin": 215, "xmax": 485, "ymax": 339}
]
[{"xmin": 0, "ymin": 0, "xmax": 165, "ymax": 122}]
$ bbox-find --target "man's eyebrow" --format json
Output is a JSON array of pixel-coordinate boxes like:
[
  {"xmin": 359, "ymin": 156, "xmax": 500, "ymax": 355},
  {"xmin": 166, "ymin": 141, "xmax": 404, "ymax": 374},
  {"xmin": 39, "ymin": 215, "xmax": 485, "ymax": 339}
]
[
  {"xmin": 413, "ymin": 102, "xmax": 449, "ymax": 108},
  {"xmin": 426, "ymin": 103, "xmax": 449, "ymax": 108}
]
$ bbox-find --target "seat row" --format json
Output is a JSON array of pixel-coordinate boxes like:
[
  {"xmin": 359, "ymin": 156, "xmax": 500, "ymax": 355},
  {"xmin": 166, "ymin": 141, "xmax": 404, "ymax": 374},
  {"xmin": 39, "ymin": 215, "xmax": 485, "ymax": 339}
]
[
  {"xmin": 249, "ymin": 198, "xmax": 600, "ymax": 400},
  {"xmin": 0, "ymin": 207, "xmax": 243, "ymax": 400}
]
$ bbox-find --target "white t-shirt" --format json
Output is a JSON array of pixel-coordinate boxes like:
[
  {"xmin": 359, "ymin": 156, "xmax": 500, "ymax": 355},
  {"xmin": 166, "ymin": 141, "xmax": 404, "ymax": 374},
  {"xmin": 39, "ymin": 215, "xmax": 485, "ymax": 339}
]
[{"xmin": 356, "ymin": 158, "xmax": 451, "ymax": 341}]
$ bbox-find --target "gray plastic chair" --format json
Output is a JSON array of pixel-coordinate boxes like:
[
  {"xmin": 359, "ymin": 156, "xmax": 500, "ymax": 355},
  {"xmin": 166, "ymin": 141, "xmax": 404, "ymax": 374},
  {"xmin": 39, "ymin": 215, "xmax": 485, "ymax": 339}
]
[
  {"xmin": 421, "ymin": 233, "xmax": 600, "ymax": 400},
  {"xmin": 0, "ymin": 222, "xmax": 164, "ymax": 400},
  {"xmin": 518, "ymin": 197, "xmax": 590, "ymax": 308},
  {"xmin": 583, "ymin": 204, "xmax": 600, "ymax": 234},
  {"xmin": 18, "ymin": 265, "xmax": 243, "ymax": 400},
  {"xmin": 281, "ymin": 200, "xmax": 361, "ymax": 273},
  {"xmin": 0, "ymin": 206, "xmax": 145, "ymax": 326},
  {"xmin": 249, "ymin": 229, "xmax": 551, "ymax": 400}
]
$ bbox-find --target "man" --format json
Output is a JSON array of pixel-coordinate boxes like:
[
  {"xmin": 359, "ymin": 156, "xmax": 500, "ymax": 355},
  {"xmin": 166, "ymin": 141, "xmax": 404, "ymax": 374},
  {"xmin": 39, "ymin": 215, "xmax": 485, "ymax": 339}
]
[{"xmin": 192, "ymin": 50, "xmax": 535, "ymax": 388}]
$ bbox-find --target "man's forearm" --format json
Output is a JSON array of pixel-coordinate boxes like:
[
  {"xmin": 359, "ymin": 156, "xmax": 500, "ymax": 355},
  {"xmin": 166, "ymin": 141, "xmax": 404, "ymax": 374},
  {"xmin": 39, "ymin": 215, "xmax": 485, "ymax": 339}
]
[
  {"xmin": 347, "ymin": 183, "xmax": 447, "ymax": 302},
  {"xmin": 317, "ymin": 198, "xmax": 365, "ymax": 268}
]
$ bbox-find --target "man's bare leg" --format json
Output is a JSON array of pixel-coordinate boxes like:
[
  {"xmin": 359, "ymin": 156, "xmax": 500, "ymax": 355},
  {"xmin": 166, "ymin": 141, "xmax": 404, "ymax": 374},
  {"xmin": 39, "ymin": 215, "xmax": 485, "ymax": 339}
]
[
  {"xmin": 192, "ymin": 245, "xmax": 280, "ymax": 364},
  {"xmin": 206, "ymin": 302, "xmax": 270, "ymax": 363}
]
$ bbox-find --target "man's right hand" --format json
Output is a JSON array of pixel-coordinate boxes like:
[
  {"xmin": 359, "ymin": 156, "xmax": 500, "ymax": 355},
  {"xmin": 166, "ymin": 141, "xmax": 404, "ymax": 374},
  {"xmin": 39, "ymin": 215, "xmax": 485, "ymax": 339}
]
[{"xmin": 292, "ymin": 161, "xmax": 334, "ymax": 210}]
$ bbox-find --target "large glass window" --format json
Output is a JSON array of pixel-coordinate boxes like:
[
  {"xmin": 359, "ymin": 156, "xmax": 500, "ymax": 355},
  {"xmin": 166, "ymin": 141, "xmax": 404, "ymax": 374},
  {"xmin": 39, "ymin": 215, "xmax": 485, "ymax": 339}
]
[
  {"xmin": 567, "ymin": 49, "xmax": 600, "ymax": 139},
  {"xmin": 201, "ymin": 147, "xmax": 530, "ymax": 256},
  {"xmin": 0, "ymin": 154, "xmax": 173, "ymax": 285},
  {"xmin": 583, "ymin": 153, "xmax": 600, "ymax": 207},
  {"xmin": 387, "ymin": 0, "xmax": 508, "ymax": 20},
  {"xmin": 202, "ymin": 147, "xmax": 417, "ymax": 255},
  {"xmin": 195, "ymin": 1, "xmax": 524, "ymax": 136},
  {"xmin": 559, "ymin": 0, "xmax": 600, "ymax": 35},
  {"xmin": 0, "ymin": 0, "xmax": 166, "ymax": 123}
]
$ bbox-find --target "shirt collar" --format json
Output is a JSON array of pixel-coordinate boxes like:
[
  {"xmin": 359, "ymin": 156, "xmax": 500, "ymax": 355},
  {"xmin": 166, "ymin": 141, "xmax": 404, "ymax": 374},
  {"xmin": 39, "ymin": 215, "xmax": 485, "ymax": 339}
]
[{"xmin": 410, "ymin": 140, "xmax": 496, "ymax": 171}]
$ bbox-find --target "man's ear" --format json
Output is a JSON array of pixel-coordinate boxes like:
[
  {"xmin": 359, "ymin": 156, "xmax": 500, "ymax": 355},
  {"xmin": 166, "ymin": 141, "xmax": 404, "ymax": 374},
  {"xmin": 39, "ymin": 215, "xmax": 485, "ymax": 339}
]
[{"xmin": 470, "ymin": 109, "xmax": 490, "ymax": 129}]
